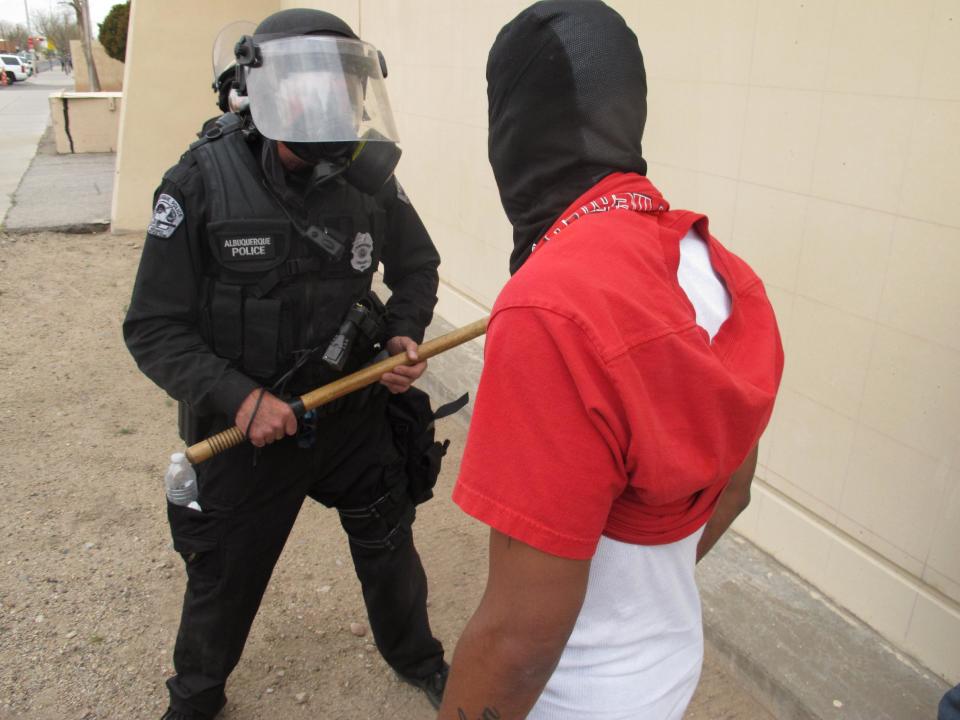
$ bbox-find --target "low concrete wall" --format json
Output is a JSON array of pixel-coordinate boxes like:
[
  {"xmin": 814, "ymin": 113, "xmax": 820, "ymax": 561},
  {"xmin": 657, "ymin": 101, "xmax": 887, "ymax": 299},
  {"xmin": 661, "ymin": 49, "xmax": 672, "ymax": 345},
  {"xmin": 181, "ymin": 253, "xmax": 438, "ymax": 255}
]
[
  {"xmin": 70, "ymin": 39, "xmax": 125, "ymax": 92},
  {"xmin": 49, "ymin": 92, "xmax": 123, "ymax": 154}
]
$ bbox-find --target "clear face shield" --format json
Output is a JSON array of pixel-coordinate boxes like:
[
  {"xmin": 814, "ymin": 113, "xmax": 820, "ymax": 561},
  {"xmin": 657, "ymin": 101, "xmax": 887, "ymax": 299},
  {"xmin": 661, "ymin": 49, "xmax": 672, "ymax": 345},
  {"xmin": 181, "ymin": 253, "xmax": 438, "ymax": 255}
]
[
  {"xmin": 212, "ymin": 21, "xmax": 256, "ymax": 87},
  {"xmin": 242, "ymin": 35, "xmax": 400, "ymax": 144},
  {"xmin": 212, "ymin": 21, "xmax": 256, "ymax": 113}
]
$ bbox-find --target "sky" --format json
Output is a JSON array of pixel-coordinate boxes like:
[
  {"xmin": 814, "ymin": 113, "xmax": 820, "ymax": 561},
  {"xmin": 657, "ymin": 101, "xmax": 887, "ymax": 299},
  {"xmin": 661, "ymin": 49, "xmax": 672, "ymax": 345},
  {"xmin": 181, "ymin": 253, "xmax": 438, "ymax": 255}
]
[{"xmin": 0, "ymin": 0, "xmax": 117, "ymax": 32}]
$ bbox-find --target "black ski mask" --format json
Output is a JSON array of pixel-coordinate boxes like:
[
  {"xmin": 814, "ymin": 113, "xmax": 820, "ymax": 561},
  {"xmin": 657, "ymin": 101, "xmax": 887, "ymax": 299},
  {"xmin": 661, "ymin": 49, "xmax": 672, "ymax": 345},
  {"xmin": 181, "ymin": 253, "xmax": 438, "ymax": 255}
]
[{"xmin": 487, "ymin": 0, "xmax": 648, "ymax": 274}]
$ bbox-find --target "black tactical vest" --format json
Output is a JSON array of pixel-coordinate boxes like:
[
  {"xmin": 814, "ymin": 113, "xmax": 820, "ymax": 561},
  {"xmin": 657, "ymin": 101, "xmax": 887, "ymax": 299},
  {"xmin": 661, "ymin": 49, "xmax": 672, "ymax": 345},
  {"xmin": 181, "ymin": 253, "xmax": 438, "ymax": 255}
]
[{"xmin": 191, "ymin": 127, "xmax": 387, "ymax": 394}]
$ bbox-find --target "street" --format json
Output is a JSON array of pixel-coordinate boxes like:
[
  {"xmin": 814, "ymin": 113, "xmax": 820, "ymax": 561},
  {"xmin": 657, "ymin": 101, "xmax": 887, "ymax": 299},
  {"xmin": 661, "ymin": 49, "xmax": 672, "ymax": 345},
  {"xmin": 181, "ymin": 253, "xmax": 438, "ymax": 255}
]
[{"xmin": 0, "ymin": 67, "xmax": 72, "ymax": 223}]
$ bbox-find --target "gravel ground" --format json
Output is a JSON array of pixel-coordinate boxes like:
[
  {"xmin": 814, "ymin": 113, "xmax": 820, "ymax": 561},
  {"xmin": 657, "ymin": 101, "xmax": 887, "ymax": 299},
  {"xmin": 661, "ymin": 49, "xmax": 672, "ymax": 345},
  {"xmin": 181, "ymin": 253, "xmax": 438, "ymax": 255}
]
[{"xmin": 0, "ymin": 231, "xmax": 772, "ymax": 720}]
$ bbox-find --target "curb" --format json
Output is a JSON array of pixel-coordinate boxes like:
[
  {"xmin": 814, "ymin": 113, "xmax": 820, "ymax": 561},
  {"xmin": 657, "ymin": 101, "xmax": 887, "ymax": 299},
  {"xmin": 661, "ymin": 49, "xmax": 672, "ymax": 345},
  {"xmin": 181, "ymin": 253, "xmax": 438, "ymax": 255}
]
[{"xmin": 1, "ymin": 222, "xmax": 110, "ymax": 235}]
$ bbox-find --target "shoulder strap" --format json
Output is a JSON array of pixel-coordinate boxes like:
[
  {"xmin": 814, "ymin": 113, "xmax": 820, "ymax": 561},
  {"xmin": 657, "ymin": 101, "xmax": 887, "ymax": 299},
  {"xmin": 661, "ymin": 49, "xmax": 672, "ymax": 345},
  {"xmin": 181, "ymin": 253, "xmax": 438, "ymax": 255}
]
[
  {"xmin": 161, "ymin": 153, "xmax": 198, "ymax": 187},
  {"xmin": 192, "ymin": 123, "xmax": 272, "ymax": 221},
  {"xmin": 433, "ymin": 393, "xmax": 469, "ymax": 420},
  {"xmin": 189, "ymin": 112, "xmax": 244, "ymax": 151}
]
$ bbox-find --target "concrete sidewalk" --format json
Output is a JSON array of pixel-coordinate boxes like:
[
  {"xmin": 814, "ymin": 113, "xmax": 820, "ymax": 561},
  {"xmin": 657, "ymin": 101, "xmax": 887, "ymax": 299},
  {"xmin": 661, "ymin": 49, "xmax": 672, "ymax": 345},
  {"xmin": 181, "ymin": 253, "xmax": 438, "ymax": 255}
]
[
  {"xmin": 0, "ymin": 66, "xmax": 115, "ymax": 233},
  {"xmin": 2, "ymin": 124, "xmax": 114, "ymax": 233},
  {"xmin": 0, "ymin": 67, "xmax": 74, "ymax": 224}
]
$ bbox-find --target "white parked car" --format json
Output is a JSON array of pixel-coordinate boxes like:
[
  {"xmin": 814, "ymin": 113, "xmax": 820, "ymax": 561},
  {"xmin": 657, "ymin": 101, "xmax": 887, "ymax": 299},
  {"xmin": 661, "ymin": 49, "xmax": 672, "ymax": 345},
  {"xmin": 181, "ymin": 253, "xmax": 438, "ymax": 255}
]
[
  {"xmin": 1, "ymin": 55, "xmax": 29, "ymax": 83},
  {"xmin": 17, "ymin": 55, "xmax": 34, "ymax": 76}
]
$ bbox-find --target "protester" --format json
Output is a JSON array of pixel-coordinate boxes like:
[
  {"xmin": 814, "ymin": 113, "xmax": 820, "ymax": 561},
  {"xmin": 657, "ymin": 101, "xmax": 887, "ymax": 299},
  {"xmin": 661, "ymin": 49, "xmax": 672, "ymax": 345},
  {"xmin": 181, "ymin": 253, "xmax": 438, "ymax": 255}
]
[{"xmin": 439, "ymin": 2, "xmax": 784, "ymax": 718}]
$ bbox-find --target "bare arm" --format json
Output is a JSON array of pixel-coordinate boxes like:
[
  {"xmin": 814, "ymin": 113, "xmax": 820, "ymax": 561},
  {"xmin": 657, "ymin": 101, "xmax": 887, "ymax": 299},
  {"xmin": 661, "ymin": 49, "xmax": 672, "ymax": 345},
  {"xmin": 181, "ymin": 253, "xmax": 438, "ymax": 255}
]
[
  {"xmin": 697, "ymin": 443, "xmax": 759, "ymax": 562},
  {"xmin": 437, "ymin": 530, "xmax": 591, "ymax": 719}
]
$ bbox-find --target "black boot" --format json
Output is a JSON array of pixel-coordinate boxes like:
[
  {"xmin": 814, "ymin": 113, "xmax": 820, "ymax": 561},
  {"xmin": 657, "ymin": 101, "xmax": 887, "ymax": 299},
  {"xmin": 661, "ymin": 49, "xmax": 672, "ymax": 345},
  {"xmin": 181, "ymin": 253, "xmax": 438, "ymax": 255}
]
[
  {"xmin": 400, "ymin": 661, "xmax": 450, "ymax": 710},
  {"xmin": 160, "ymin": 694, "xmax": 226, "ymax": 720}
]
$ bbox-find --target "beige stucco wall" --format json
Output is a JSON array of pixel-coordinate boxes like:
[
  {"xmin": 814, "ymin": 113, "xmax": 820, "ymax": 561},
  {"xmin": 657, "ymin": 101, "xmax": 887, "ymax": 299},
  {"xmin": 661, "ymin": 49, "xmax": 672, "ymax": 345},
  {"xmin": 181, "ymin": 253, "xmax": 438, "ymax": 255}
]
[
  {"xmin": 49, "ymin": 92, "xmax": 123, "ymax": 153},
  {"xmin": 112, "ymin": 0, "xmax": 286, "ymax": 232},
  {"xmin": 363, "ymin": 0, "xmax": 960, "ymax": 684},
  {"xmin": 618, "ymin": 1, "xmax": 960, "ymax": 684},
  {"xmin": 113, "ymin": 0, "xmax": 960, "ymax": 683},
  {"xmin": 70, "ymin": 39, "xmax": 125, "ymax": 92}
]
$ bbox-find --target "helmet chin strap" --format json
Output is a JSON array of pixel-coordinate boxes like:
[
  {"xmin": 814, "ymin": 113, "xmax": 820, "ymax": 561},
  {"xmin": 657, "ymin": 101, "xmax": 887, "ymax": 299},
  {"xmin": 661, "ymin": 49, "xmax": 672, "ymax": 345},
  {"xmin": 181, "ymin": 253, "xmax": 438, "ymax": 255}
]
[{"xmin": 309, "ymin": 159, "xmax": 349, "ymax": 186}]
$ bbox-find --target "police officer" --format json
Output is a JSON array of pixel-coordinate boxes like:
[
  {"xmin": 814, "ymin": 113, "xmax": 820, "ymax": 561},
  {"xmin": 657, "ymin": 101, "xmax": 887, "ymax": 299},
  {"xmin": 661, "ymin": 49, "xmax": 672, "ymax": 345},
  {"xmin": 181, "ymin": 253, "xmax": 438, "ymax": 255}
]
[
  {"xmin": 203, "ymin": 20, "xmax": 254, "ymax": 129},
  {"xmin": 123, "ymin": 9, "xmax": 448, "ymax": 719}
]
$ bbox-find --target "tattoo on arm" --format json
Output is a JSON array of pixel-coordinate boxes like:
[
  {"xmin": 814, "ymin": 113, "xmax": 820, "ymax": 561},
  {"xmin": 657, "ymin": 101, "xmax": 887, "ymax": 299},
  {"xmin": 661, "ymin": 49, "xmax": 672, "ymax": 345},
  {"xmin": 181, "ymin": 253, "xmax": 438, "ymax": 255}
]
[{"xmin": 458, "ymin": 708, "xmax": 501, "ymax": 720}]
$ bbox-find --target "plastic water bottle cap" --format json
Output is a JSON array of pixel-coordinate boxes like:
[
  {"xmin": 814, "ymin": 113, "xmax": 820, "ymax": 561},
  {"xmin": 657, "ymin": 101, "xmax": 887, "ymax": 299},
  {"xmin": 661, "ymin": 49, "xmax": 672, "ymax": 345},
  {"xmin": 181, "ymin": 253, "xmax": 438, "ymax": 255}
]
[{"xmin": 170, "ymin": 452, "xmax": 186, "ymax": 464}]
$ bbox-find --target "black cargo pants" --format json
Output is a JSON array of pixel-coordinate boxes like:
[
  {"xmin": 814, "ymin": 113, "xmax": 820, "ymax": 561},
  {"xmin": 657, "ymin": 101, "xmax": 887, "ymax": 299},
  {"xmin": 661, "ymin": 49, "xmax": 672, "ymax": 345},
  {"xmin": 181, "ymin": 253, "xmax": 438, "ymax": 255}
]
[{"xmin": 164, "ymin": 387, "xmax": 444, "ymax": 718}]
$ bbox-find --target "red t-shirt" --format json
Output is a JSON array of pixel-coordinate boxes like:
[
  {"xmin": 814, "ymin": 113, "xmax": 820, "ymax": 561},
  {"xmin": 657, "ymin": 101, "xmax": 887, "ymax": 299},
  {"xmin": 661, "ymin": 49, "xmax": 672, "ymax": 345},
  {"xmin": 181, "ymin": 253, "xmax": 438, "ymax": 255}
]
[{"xmin": 453, "ymin": 173, "xmax": 784, "ymax": 559}]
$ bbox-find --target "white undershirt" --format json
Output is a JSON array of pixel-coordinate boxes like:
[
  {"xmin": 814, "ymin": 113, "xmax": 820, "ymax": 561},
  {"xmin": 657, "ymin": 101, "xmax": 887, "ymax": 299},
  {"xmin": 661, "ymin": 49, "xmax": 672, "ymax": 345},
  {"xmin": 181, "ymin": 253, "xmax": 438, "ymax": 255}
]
[
  {"xmin": 527, "ymin": 228, "xmax": 731, "ymax": 719},
  {"xmin": 528, "ymin": 530, "xmax": 706, "ymax": 720},
  {"xmin": 677, "ymin": 226, "xmax": 732, "ymax": 341}
]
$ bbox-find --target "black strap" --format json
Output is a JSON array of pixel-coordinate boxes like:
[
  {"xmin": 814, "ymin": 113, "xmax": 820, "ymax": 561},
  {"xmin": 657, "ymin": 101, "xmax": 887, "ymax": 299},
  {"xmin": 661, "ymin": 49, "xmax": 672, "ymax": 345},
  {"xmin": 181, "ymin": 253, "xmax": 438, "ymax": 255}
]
[
  {"xmin": 433, "ymin": 393, "xmax": 469, "ymax": 421},
  {"xmin": 355, "ymin": 306, "xmax": 385, "ymax": 344},
  {"xmin": 189, "ymin": 112, "xmax": 244, "ymax": 150},
  {"xmin": 344, "ymin": 523, "xmax": 405, "ymax": 551},
  {"xmin": 259, "ymin": 174, "xmax": 346, "ymax": 261},
  {"xmin": 243, "ymin": 388, "xmax": 268, "ymax": 440},
  {"xmin": 249, "ymin": 257, "xmax": 327, "ymax": 298},
  {"xmin": 338, "ymin": 486, "xmax": 403, "ymax": 521}
]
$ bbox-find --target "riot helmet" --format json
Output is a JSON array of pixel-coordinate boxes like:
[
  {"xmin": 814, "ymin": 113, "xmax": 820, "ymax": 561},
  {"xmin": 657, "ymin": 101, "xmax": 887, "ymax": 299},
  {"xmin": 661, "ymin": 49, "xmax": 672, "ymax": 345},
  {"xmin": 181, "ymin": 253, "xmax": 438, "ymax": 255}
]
[
  {"xmin": 234, "ymin": 8, "xmax": 401, "ymax": 191},
  {"xmin": 212, "ymin": 20, "xmax": 255, "ymax": 113}
]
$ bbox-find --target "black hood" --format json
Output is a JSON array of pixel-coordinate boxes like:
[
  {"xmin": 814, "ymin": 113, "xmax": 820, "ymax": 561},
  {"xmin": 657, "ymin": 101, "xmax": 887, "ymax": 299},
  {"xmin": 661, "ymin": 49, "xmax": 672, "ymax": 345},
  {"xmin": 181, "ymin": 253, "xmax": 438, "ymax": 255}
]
[{"xmin": 487, "ymin": 0, "xmax": 648, "ymax": 274}]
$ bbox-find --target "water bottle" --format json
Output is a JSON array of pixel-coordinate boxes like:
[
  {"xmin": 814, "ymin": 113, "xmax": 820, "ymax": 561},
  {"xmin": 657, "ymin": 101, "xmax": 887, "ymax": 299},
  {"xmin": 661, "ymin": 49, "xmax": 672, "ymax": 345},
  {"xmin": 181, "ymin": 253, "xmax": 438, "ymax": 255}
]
[{"xmin": 164, "ymin": 452, "xmax": 199, "ymax": 508}]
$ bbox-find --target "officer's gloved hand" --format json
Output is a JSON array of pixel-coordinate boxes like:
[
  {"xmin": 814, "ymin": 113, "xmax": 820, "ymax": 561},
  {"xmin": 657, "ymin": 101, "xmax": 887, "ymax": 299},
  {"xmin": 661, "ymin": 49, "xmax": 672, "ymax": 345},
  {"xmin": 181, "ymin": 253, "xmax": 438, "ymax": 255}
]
[
  {"xmin": 380, "ymin": 336, "xmax": 427, "ymax": 394},
  {"xmin": 235, "ymin": 389, "xmax": 298, "ymax": 447}
]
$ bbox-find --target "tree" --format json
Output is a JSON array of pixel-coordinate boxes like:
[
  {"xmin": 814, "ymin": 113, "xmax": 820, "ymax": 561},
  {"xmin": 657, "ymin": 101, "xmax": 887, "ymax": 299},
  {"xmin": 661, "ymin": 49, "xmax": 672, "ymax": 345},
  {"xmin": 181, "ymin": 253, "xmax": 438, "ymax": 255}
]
[
  {"xmin": 31, "ymin": 10, "xmax": 80, "ymax": 57},
  {"xmin": 59, "ymin": 0, "xmax": 99, "ymax": 91},
  {"xmin": 98, "ymin": 2, "xmax": 129, "ymax": 63},
  {"xmin": 0, "ymin": 20, "xmax": 30, "ymax": 52}
]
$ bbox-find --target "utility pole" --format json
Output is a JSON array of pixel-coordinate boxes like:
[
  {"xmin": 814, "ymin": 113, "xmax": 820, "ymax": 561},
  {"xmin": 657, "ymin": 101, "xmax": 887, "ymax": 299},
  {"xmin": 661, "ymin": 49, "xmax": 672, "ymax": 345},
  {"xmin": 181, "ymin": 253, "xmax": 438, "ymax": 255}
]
[
  {"xmin": 79, "ymin": 0, "xmax": 100, "ymax": 90},
  {"xmin": 61, "ymin": 0, "xmax": 99, "ymax": 90},
  {"xmin": 24, "ymin": 0, "xmax": 31, "ymax": 35}
]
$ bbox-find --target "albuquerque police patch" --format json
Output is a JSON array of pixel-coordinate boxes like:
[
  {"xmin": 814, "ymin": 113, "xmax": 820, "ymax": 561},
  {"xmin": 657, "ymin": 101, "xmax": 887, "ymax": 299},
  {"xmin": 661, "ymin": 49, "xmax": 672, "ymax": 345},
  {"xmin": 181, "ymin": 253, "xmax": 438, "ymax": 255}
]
[
  {"xmin": 219, "ymin": 235, "xmax": 276, "ymax": 261},
  {"xmin": 350, "ymin": 232, "xmax": 374, "ymax": 272},
  {"xmin": 147, "ymin": 194, "xmax": 184, "ymax": 239}
]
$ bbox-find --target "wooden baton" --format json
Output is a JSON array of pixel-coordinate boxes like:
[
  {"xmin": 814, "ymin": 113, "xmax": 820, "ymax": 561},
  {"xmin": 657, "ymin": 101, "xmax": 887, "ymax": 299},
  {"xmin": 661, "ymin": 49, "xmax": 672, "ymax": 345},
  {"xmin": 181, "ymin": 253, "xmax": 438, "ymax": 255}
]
[{"xmin": 184, "ymin": 316, "xmax": 489, "ymax": 465}]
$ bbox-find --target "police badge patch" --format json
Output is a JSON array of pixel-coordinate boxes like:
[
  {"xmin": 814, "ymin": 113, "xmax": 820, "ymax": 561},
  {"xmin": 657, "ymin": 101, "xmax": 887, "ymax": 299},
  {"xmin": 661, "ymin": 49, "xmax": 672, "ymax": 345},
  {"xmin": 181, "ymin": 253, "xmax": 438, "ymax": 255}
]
[
  {"xmin": 147, "ymin": 194, "xmax": 184, "ymax": 239},
  {"xmin": 350, "ymin": 232, "xmax": 374, "ymax": 272}
]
